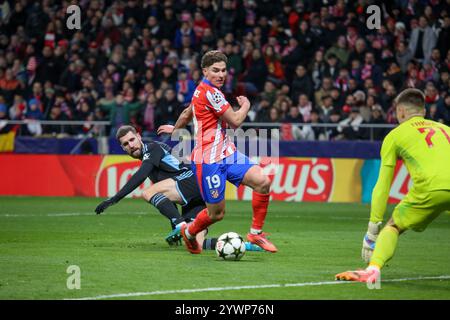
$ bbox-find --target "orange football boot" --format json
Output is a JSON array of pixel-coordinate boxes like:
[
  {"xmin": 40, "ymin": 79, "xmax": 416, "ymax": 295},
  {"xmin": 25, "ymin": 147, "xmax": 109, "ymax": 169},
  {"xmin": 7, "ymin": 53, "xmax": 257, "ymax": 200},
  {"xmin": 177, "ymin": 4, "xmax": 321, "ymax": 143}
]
[
  {"xmin": 180, "ymin": 224, "xmax": 202, "ymax": 254},
  {"xmin": 246, "ymin": 232, "xmax": 278, "ymax": 253},
  {"xmin": 335, "ymin": 268, "xmax": 380, "ymax": 283}
]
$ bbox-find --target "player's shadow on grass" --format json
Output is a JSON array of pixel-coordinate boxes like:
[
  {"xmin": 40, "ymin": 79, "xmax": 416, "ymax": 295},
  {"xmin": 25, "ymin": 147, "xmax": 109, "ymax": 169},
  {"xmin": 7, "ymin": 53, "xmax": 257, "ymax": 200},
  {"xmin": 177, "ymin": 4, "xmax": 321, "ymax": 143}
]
[
  {"xmin": 90, "ymin": 240, "xmax": 271, "ymax": 261},
  {"xmin": 212, "ymin": 256, "xmax": 267, "ymax": 263},
  {"xmin": 91, "ymin": 241, "xmax": 168, "ymax": 250}
]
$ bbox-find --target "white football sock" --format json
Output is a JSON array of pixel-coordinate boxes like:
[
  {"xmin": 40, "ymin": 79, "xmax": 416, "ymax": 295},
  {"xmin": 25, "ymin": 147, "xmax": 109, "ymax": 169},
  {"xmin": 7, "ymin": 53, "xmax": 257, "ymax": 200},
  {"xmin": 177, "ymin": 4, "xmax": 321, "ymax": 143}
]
[
  {"xmin": 250, "ymin": 228, "xmax": 262, "ymax": 235},
  {"xmin": 185, "ymin": 227, "xmax": 194, "ymax": 240}
]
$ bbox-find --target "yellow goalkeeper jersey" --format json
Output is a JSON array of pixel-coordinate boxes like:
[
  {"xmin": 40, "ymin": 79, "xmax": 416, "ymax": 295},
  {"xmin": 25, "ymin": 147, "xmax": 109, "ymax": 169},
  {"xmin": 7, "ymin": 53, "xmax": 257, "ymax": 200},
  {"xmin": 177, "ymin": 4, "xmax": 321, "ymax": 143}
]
[{"xmin": 370, "ymin": 116, "xmax": 450, "ymax": 222}]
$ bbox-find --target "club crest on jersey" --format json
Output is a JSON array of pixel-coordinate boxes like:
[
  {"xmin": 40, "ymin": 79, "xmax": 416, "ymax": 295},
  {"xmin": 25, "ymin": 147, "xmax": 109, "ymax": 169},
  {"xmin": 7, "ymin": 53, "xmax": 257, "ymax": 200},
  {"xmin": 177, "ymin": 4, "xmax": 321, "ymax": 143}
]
[
  {"xmin": 210, "ymin": 189, "xmax": 219, "ymax": 199},
  {"xmin": 143, "ymin": 153, "xmax": 150, "ymax": 160}
]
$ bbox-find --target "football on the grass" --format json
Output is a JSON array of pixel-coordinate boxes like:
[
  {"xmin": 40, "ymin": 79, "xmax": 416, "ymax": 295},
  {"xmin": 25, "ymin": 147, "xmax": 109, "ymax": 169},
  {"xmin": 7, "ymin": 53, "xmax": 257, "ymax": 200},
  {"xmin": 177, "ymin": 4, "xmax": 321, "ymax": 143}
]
[{"xmin": 215, "ymin": 232, "xmax": 246, "ymax": 261}]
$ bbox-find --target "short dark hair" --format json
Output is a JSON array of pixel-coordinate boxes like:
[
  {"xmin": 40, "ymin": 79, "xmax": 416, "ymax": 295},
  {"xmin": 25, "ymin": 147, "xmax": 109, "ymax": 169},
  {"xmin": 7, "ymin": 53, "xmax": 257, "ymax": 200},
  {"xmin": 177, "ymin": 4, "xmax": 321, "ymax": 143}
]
[
  {"xmin": 394, "ymin": 88, "xmax": 425, "ymax": 112},
  {"xmin": 201, "ymin": 50, "xmax": 228, "ymax": 68},
  {"xmin": 116, "ymin": 125, "xmax": 137, "ymax": 141}
]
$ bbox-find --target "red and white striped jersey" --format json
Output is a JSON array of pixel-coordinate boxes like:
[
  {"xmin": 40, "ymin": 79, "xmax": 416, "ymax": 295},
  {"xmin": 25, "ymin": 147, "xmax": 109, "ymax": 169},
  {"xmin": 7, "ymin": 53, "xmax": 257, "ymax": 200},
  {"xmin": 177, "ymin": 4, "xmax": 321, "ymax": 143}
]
[{"xmin": 190, "ymin": 78, "xmax": 236, "ymax": 164}]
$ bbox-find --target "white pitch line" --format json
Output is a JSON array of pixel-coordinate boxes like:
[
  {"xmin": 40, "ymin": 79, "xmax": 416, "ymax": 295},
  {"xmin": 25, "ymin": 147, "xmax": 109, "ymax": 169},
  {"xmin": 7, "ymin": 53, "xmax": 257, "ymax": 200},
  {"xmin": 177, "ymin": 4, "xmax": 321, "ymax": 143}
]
[
  {"xmin": 46, "ymin": 213, "xmax": 91, "ymax": 217},
  {"xmin": 0, "ymin": 212, "xmax": 376, "ymax": 222},
  {"xmin": 0, "ymin": 212, "xmax": 148, "ymax": 218},
  {"xmin": 70, "ymin": 275, "xmax": 450, "ymax": 300}
]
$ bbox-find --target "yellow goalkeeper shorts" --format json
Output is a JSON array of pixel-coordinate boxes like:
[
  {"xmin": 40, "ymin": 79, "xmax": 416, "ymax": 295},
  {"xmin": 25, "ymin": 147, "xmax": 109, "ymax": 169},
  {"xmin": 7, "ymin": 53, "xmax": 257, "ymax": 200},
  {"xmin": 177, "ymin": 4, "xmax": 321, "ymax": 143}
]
[{"xmin": 392, "ymin": 189, "xmax": 450, "ymax": 232}]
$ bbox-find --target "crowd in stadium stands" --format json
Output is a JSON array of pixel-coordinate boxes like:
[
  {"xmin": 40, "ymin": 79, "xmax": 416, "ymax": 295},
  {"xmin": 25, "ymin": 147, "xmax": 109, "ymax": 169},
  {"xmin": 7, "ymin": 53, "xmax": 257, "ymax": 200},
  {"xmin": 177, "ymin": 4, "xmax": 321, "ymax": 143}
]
[{"xmin": 0, "ymin": 0, "xmax": 449, "ymax": 141}]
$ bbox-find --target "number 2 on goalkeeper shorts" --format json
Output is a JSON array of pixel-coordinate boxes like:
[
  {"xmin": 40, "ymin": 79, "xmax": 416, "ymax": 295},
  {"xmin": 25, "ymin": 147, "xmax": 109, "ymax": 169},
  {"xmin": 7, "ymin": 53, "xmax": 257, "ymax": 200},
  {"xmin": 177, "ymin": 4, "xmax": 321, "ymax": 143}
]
[
  {"xmin": 206, "ymin": 175, "xmax": 221, "ymax": 189},
  {"xmin": 417, "ymin": 127, "xmax": 450, "ymax": 147}
]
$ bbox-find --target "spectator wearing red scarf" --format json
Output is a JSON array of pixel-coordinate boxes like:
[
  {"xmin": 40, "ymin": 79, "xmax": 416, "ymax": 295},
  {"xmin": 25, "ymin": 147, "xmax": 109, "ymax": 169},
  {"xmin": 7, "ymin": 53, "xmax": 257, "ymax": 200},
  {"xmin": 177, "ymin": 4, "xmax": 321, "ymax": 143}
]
[
  {"xmin": 263, "ymin": 45, "xmax": 285, "ymax": 81},
  {"xmin": 193, "ymin": 11, "xmax": 210, "ymax": 43}
]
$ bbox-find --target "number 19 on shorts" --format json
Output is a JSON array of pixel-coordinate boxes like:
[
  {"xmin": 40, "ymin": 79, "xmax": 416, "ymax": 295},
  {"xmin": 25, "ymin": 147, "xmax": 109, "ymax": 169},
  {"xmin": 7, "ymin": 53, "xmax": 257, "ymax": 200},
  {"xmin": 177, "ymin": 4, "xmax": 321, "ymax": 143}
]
[{"xmin": 206, "ymin": 175, "xmax": 221, "ymax": 189}]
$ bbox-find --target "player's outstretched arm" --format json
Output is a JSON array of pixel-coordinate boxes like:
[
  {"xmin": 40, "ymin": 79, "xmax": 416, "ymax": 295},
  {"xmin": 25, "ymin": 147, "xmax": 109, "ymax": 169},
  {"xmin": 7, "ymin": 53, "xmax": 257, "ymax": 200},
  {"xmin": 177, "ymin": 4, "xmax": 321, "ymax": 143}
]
[
  {"xmin": 95, "ymin": 161, "xmax": 154, "ymax": 214},
  {"xmin": 157, "ymin": 104, "xmax": 193, "ymax": 136},
  {"xmin": 220, "ymin": 96, "xmax": 251, "ymax": 129}
]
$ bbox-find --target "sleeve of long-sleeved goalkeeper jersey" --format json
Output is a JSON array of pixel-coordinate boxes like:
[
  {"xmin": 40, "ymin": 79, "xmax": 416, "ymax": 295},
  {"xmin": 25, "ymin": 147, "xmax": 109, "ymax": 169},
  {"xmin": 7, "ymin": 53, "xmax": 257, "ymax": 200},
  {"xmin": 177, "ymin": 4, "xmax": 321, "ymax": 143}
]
[{"xmin": 369, "ymin": 132, "xmax": 398, "ymax": 223}]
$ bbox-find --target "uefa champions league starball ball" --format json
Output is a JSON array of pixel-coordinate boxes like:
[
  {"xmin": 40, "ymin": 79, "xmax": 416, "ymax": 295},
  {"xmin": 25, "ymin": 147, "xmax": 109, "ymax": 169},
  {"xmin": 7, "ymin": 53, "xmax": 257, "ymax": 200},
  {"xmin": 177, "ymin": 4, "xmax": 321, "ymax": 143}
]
[{"xmin": 215, "ymin": 232, "xmax": 246, "ymax": 261}]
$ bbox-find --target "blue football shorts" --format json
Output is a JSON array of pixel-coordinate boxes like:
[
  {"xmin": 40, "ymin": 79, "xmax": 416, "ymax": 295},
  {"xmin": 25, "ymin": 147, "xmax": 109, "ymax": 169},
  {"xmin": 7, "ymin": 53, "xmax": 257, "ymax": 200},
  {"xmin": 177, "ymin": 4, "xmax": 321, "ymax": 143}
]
[{"xmin": 191, "ymin": 151, "xmax": 256, "ymax": 204}]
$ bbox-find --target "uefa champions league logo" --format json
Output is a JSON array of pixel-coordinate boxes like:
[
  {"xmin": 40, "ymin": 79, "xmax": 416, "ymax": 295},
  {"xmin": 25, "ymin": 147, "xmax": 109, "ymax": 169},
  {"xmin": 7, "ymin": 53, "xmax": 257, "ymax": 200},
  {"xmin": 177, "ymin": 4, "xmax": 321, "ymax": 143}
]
[{"xmin": 212, "ymin": 92, "xmax": 223, "ymax": 104}]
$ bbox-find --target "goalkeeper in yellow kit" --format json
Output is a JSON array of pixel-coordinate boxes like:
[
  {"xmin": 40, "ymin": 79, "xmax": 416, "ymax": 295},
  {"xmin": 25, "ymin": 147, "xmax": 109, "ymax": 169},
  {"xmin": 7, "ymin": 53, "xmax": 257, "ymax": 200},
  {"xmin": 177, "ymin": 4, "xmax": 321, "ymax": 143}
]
[{"xmin": 336, "ymin": 88, "xmax": 450, "ymax": 284}]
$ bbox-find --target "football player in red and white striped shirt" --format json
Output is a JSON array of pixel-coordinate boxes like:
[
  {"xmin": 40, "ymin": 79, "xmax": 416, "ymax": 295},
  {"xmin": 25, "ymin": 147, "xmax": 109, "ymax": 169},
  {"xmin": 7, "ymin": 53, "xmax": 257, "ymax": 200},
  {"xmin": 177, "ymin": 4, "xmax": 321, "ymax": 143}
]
[{"xmin": 158, "ymin": 50, "xmax": 277, "ymax": 254}]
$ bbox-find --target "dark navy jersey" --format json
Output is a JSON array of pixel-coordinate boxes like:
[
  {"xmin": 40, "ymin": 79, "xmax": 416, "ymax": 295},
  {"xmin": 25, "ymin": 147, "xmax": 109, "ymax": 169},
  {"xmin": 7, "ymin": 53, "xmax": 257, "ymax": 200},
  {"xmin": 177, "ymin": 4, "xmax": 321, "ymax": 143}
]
[
  {"xmin": 140, "ymin": 141, "xmax": 189, "ymax": 183},
  {"xmin": 110, "ymin": 141, "xmax": 190, "ymax": 203}
]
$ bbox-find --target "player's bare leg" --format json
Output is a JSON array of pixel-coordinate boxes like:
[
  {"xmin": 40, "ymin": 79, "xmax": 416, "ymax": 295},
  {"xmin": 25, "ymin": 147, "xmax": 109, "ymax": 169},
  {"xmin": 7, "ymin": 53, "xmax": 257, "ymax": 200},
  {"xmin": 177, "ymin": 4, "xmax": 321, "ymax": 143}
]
[
  {"xmin": 336, "ymin": 218, "xmax": 404, "ymax": 283},
  {"xmin": 241, "ymin": 165, "xmax": 278, "ymax": 253},
  {"xmin": 195, "ymin": 229, "xmax": 206, "ymax": 248}
]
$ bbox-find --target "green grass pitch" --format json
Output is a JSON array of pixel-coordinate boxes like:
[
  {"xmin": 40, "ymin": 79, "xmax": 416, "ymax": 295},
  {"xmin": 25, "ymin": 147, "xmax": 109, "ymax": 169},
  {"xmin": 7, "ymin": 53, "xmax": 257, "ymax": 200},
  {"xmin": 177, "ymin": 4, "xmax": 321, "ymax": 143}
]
[{"xmin": 0, "ymin": 196, "xmax": 449, "ymax": 300}]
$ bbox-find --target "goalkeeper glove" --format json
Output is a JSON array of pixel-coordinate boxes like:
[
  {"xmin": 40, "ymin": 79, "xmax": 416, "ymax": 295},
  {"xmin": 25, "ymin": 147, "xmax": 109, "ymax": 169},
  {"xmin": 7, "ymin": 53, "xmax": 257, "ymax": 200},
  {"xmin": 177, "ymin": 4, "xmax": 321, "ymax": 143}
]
[
  {"xmin": 361, "ymin": 221, "xmax": 382, "ymax": 264},
  {"xmin": 95, "ymin": 198, "xmax": 116, "ymax": 214}
]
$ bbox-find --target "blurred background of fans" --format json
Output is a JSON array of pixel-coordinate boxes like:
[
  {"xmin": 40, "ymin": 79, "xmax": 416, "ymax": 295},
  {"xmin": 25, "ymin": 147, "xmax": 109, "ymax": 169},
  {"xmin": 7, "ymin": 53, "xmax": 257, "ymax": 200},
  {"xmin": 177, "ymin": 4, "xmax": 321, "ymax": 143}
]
[{"xmin": 0, "ymin": 0, "xmax": 448, "ymax": 142}]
